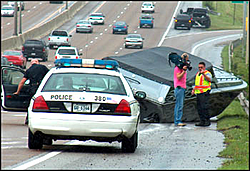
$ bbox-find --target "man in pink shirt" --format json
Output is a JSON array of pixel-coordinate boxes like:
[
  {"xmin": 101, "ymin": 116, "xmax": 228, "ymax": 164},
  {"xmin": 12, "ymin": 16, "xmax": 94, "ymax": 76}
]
[{"xmin": 173, "ymin": 53, "xmax": 189, "ymax": 126}]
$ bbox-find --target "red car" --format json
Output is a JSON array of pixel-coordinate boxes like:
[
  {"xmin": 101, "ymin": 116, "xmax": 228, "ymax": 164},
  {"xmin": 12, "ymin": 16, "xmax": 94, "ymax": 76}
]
[{"xmin": 2, "ymin": 50, "xmax": 27, "ymax": 69}]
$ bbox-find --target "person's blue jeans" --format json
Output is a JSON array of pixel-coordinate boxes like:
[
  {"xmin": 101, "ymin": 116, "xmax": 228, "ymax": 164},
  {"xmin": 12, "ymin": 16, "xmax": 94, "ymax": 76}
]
[{"xmin": 174, "ymin": 87, "xmax": 185, "ymax": 125}]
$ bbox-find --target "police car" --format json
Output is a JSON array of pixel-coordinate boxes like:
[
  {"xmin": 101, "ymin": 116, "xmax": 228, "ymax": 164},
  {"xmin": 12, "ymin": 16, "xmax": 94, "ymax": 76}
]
[{"xmin": 27, "ymin": 59, "xmax": 146, "ymax": 153}]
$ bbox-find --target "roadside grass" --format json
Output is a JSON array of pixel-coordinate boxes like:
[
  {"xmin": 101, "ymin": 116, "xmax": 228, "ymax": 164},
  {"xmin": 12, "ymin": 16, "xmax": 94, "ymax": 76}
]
[
  {"xmin": 216, "ymin": 100, "xmax": 249, "ymax": 170},
  {"xmin": 202, "ymin": 1, "xmax": 249, "ymax": 170},
  {"xmin": 204, "ymin": 1, "xmax": 243, "ymax": 30}
]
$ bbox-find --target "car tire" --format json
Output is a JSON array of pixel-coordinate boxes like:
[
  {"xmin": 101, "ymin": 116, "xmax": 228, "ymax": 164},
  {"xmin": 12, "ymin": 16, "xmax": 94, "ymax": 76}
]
[
  {"xmin": 28, "ymin": 129, "xmax": 43, "ymax": 149},
  {"xmin": 122, "ymin": 131, "xmax": 138, "ymax": 153},
  {"xmin": 140, "ymin": 24, "xmax": 142, "ymax": 28},
  {"xmin": 140, "ymin": 45, "xmax": 143, "ymax": 49},
  {"xmin": 49, "ymin": 45, "xmax": 53, "ymax": 49},
  {"xmin": 125, "ymin": 45, "xmax": 128, "ymax": 48},
  {"xmin": 125, "ymin": 31, "xmax": 128, "ymax": 35},
  {"xmin": 151, "ymin": 25, "xmax": 153, "ymax": 28},
  {"xmin": 205, "ymin": 20, "xmax": 211, "ymax": 28},
  {"xmin": 187, "ymin": 26, "xmax": 191, "ymax": 30}
]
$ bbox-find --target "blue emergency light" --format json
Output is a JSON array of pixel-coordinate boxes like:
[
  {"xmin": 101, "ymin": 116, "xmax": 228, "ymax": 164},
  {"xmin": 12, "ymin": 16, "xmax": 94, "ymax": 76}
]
[{"xmin": 54, "ymin": 58, "xmax": 119, "ymax": 70}]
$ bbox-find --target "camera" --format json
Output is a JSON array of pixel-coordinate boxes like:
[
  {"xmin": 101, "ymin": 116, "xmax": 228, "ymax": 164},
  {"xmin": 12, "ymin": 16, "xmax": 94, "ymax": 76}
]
[
  {"xmin": 168, "ymin": 52, "xmax": 192, "ymax": 71},
  {"xmin": 184, "ymin": 60, "xmax": 192, "ymax": 71},
  {"xmin": 182, "ymin": 54, "xmax": 192, "ymax": 71}
]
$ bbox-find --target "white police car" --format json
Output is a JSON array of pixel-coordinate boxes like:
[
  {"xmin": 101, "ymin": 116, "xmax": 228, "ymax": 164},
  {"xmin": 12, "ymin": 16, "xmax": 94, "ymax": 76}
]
[{"xmin": 27, "ymin": 59, "xmax": 146, "ymax": 153}]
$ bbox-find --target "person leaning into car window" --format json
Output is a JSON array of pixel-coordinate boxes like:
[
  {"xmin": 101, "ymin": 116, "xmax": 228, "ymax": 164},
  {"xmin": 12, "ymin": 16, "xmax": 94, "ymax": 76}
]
[
  {"xmin": 13, "ymin": 59, "xmax": 49, "ymax": 124},
  {"xmin": 173, "ymin": 53, "xmax": 189, "ymax": 127}
]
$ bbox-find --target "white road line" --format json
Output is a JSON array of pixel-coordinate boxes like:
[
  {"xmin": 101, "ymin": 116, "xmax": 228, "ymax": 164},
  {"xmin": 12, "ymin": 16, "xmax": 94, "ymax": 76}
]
[
  {"xmin": 157, "ymin": 1, "xmax": 181, "ymax": 47},
  {"xmin": 12, "ymin": 151, "xmax": 61, "ymax": 170},
  {"xmin": 191, "ymin": 34, "xmax": 242, "ymax": 55},
  {"xmin": 11, "ymin": 141, "xmax": 80, "ymax": 170}
]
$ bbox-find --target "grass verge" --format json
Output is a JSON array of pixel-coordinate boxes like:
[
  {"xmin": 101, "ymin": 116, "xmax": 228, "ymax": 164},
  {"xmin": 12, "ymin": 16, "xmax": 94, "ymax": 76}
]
[{"xmin": 202, "ymin": 1, "xmax": 249, "ymax": 170}]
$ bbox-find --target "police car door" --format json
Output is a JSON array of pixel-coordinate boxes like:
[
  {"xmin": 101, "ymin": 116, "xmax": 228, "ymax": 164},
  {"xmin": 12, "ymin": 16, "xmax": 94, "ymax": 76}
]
[{"xmin": 1, "ymin": 66, "xmax": 31, "ymax": 110}]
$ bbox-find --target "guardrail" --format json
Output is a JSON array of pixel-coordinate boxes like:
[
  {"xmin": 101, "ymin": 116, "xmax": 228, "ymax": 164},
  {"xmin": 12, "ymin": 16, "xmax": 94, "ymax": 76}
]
[
  {"xmin": 1, "ymin": 1, "xmax": 87, "ymax": 52},
  {"xmin": 229, "ymin": 38, "xmax": 249, "ymax": 117}
]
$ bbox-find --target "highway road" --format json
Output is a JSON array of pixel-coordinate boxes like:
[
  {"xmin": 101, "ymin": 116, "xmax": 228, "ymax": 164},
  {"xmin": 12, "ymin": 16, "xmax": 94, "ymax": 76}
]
[
  {"xmin": 1, "ymin": 1, "xmax": 73, "ymax": 40},
  {"xmin": 1, "ymin": 1, "xmax": 243, "ymax": 169}
]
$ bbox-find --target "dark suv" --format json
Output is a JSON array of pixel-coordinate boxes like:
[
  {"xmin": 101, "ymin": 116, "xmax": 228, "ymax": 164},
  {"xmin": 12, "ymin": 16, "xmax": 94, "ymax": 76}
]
[
  {"xmin": 180, "ymin": 7, "xmax": 211, "ymax": 28},
  {"xmin": 22, "ymin": 39, "xmax": 48, "ymax": 62},
  {"xmin": 174, "ymin": 14, "xmax": 192, "ymax": 30}
]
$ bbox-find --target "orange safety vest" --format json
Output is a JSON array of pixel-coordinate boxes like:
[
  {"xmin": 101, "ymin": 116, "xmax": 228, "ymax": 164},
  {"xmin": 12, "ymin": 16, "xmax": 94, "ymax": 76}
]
[{"xmin": 194, "ymin": 70, "xmax": 211, "ymax": 94}]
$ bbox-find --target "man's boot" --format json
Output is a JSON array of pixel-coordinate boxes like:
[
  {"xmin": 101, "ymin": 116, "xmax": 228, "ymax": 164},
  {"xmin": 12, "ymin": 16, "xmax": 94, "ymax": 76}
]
[
  {"xmin": 195, "ymin": 120, "xmax": 205, "ymax": 126},
  {"xmin": 204, "ymin": 119, "xmax": 211, "ymax": 126}
]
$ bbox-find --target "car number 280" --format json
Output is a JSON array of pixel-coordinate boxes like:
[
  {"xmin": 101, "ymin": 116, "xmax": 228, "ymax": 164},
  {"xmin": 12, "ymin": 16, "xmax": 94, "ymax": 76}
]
[{"xmin": 73, "ymin": 103, "xmax": 91, "ymax": 112}]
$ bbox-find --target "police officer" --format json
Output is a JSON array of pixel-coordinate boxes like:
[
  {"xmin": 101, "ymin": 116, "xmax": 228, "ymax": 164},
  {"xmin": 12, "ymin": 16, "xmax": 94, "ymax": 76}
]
[
  {"xmin": 13, "ymin": 59, "xmax": 49, "ymax": 124},
  {"xmin": 191, "ymin": 62, "xmax": 212, "ymax": 126}
]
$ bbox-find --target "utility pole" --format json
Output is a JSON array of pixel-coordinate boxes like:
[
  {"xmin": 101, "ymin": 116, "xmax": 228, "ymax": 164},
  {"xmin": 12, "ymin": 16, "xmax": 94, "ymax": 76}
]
[
  {"xmin": 13, "ymin": 1, "xmax": 18, "ymax": 36},
  {"xmin": 19, "ymin": 2, "xmax": 22, "ymax": 34},
  {"xmin": 66, "ymin": 1, "xmax": 68, "ymax": 9}
]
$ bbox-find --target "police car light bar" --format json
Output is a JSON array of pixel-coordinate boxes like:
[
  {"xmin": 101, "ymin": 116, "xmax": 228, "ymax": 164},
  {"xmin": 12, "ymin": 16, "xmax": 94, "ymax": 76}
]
[{"xmin": 54, "ymin": 59, "xmax": 119, "ymax": 70}]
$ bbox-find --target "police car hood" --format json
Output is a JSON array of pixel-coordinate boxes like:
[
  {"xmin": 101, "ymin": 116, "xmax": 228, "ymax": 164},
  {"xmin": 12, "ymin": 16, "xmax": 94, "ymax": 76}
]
[{"xmin": 103, "ymin": 46, "xmax": 214, "ymax": 87}]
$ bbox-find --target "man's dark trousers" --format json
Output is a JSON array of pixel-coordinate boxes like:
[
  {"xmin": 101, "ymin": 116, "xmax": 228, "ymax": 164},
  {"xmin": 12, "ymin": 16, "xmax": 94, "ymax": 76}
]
[{"xmin": 196, "ymin": 90, "xmax": 210, "ymax": 124}]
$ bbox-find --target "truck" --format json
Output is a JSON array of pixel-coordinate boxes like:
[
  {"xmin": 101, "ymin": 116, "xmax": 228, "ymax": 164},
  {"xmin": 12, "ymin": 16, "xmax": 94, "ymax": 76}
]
[
  {"xmin": 139, "ymin": 14, "xmax": 154, "ymax": 28},
  {"xmin": 48, "ymin": 30, "xmax": 72, "ymax": 49},
  {"xmin": 22, "ymin": 39, "xmax": 48, "ymax": 62},
  {"xmin": 180, "ymin": 7, "xmax": 211, "ymax": 28}
]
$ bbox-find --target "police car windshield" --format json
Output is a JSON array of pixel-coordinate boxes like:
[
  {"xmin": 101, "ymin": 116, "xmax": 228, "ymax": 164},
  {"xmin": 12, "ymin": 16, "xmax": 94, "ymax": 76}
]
[{"xmin": 42, "ymin": 73, "xmax": 127, "ymax": 95}]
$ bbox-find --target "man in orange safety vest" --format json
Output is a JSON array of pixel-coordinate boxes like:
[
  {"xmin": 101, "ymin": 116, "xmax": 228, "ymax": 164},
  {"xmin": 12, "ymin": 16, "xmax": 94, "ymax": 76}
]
[{"xmin": 191, "ymin": 62, "xmax": 212, "ymax": 126}]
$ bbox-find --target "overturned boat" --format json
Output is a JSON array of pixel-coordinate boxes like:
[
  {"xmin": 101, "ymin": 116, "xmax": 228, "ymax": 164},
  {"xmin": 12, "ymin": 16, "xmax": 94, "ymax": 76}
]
[{"xmin": 103, "ymin": 46, "xmax": 248, "ymax": 123}]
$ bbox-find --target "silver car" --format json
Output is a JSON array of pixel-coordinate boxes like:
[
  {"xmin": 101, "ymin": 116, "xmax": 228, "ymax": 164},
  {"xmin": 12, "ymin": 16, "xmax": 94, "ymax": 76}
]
[
  {"xmin": 124, "ymin": 34, "xmax": 144, "ymax": 49},
  {"xmin": 76, "ymin": 20, "xmax": 93, "ymax": 33},
  {"xmin": 1, "ymin": 5, "xmax": 14, "ymax": 17}
]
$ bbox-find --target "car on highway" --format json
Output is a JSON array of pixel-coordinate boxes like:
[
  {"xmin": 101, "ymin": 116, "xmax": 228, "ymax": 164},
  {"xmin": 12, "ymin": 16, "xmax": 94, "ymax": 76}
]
[
  {"xmin": 7, "ymin": 1, "xmax": 24, "ymax": 11},
  {"xmin": 88, "ymin": 12, "xmax": 105, "ymax": 25},
  {"xmin": 27, "ymin": 58, "xmax": 146, "ymax": 153},
  {"xmin": 174, "ymin": 14, "xmax": 192, "ymax": 30},
  {"xmin": 54, "ymin": 46, "xmax": 82, "ymax": 59},
  {"xmin": 180, "ymin": 7, "xmax": 211, "ymax": 28},
  {"xmin": 1, "ymin": 5, "xmax": 15, "ymax": 17},
  {"xmin": 49, "ymin": 1, "xmax": 64, "ymax": 4},
  {"xmin": 48, "ymin": 30, "xmax": 72, "ymax": 49},
  {"xmin": 1, "ymin": 56, "xmax": 12, "ymax": 66},
  {"xmin": 2, "ymin": 50, "xmax": 27, "ymax": 69},
  {"xmin": 22, "ymin": 39, "xmax": 48, "ymax": 62},
  {"xmin": 124, "ymin": 34, "xmax": 144, "ymax": 49},
  {"xmin": 76, "ymin": 20, "xmax": 93, "ymax": 33},
  {"xmin": 141, "ymin": 2, "xmax": 155, "ymax": 13},
  {"xmin": 139, "ymin": 14, "xmax": 154, "ymax": 28},
  {"xmin": 112, "ymin": 21, "xmax": 129, "ymax": 34}
]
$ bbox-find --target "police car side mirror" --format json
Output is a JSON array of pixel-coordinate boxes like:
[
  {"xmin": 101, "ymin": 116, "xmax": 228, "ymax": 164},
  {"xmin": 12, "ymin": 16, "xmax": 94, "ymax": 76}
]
[{"xmin": 134, "ymin": 91, "xmax": 146, "ymax": 100}]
